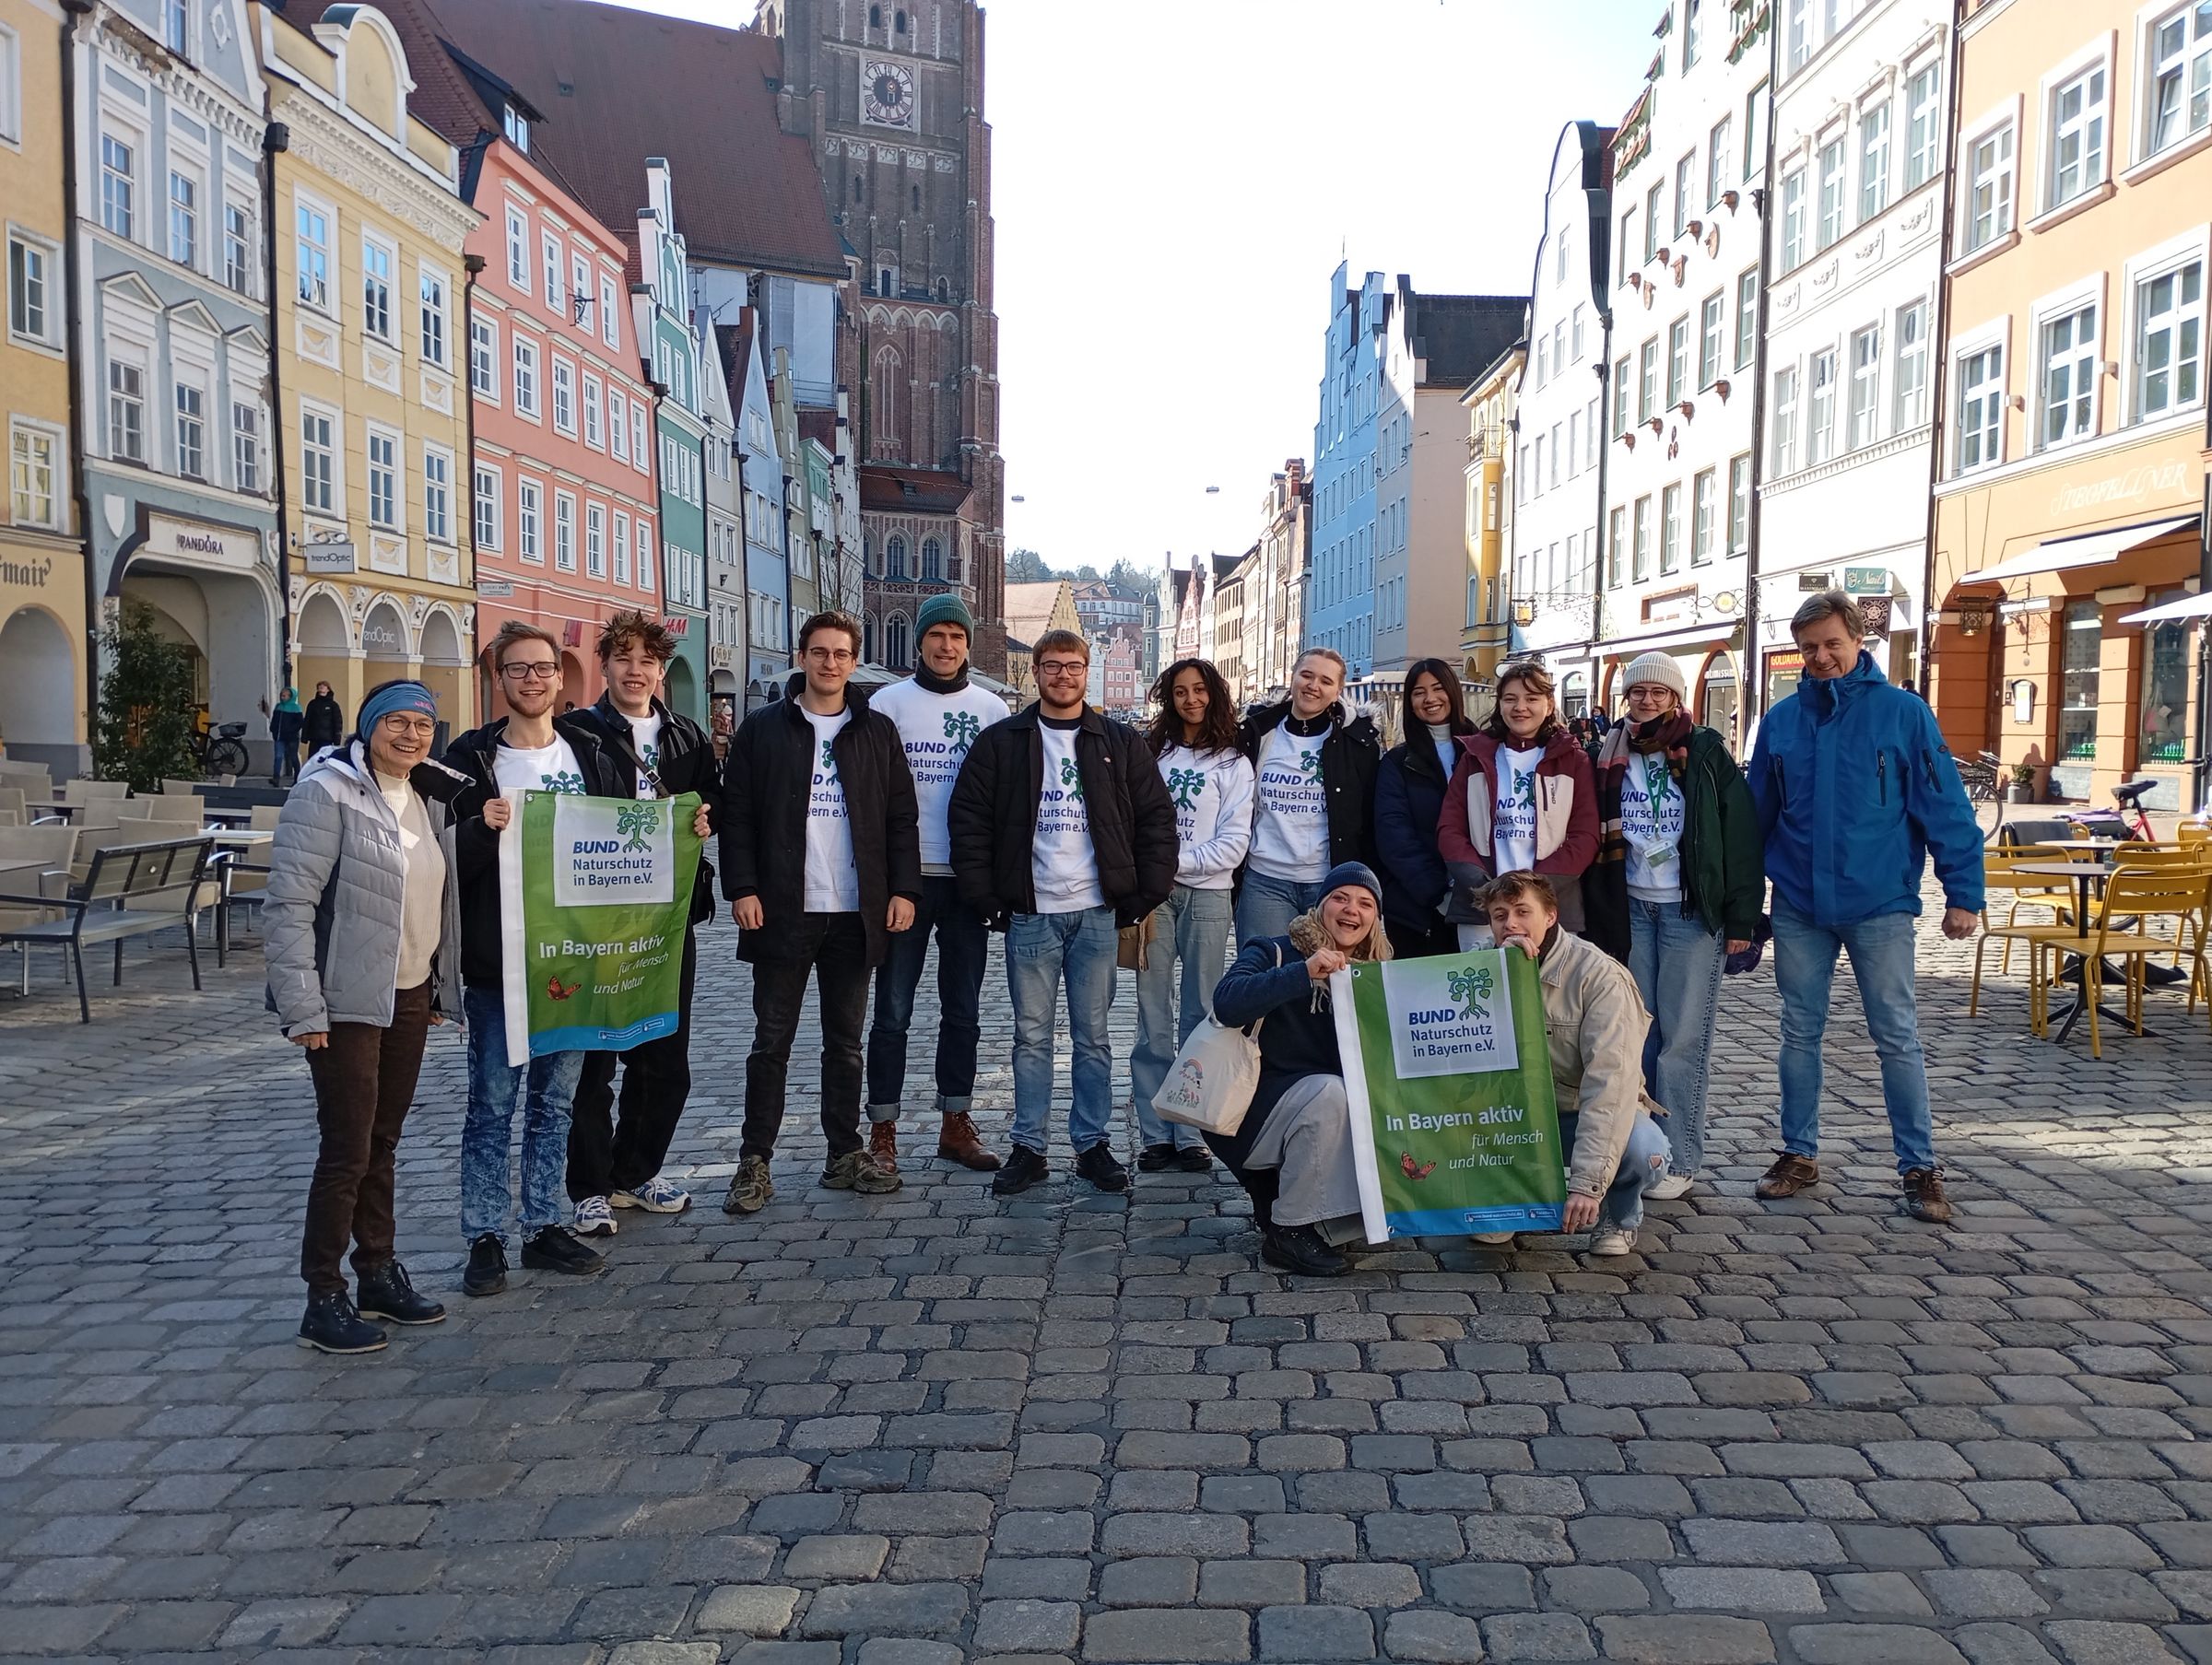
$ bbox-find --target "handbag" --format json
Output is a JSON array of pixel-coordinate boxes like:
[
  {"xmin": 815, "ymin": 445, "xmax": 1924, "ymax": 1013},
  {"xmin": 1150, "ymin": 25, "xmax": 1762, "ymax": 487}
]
[
  {"xmin": 1150, "ymin": 944, "xmax": 1281, "ymax": 1136},
  {"xmin": 1116, "ymin": 909, "xmax": 1159, "ymax": 972}
]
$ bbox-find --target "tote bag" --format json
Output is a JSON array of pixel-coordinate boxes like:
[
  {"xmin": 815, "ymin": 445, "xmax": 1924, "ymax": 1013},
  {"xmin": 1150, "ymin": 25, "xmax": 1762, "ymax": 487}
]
[{"xmin": 1149, "ymin": 944, "xmax": 1280, "ymax": 1137}]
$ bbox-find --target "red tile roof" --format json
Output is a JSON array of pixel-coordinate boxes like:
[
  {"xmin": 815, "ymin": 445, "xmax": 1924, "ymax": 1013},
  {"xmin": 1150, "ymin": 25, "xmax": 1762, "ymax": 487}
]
[
  {"xmin": 428, "ymin": 0, "xmax": 848, "ymax": 278},
  {"xmin": 859, "ymin": 463, "xmax": 971, "ymax": 516}
]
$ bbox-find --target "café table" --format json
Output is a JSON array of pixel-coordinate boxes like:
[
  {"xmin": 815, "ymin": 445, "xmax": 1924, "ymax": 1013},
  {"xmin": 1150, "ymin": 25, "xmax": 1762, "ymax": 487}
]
[{"xmin": 2011, "ymin": 859, "xmax": 2154, "ymax": 1044}]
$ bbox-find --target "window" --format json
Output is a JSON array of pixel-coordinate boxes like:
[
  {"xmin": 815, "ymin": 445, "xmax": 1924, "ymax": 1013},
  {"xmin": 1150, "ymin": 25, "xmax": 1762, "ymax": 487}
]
[
  {"xmin": 2144, "ymin": 586, "xmax": 2194, "ymax": 760},
  {"xmin": 474, "ymin": 464, "xmax": 499, "ymax": 550},
  {"xmin": 922, "ymin": 535, "xmax": 943, "ymax": 580},
  {"xmin": 1644, "ymin": 182, "xmax": 1662, "ymax": 261},
  {"xmin": 1967, "ymin": 124, "xmax": 2015, "ymax": 250},
  {"xmin": 1660, "ymin": 483, "xmax": 1682, "ymax": 574},
  {"xmin": 8, "ymin": 235, "xmax": 55, "ymax": 346},
  {"xmin": 101, "ymin": 134, "xmax": 135, "ymax": 239},
  {"xmin": 1745, "ymin": 79, "xmax": 1767, "ymax": 181},
  {"xmin": 1556, "ymin": 220, "xmax": 1571, "ymax": 287},
  {"xmin": 887, "ymin": 533, "xmax": 908, "ymax": 578},
  {"xmin": 300, "ymin": 405, "xmax": 334, "ymax": 510},
  {"xmin": 1728, "ymin": 454, "xmax": 1750, "ymax": 553},
  {"xmin": 1533, "ymin": 435, "xmax": 1546, "ymax": 495},
  {"xmin": 1786, "ymin": 0, "xmax": 1810, "ymax": 69},
  {"xmin": 424, "ymin": 447, "xmax": 451, "ymax": 542},
  {"xmin": 1844, "ymin": 324, "xmax": 1882, "ymax": 450},
  {"xmin": 2135, "ymin": 259, "xmax": 2205, "ymax": 419},
  {"xmin": 2048, "ymin": 64, "xmax": 2107, "ymax": 207},
  {"xmin": 571, "ymin": 253, "xmax": 591, "ymax": 326},
  {"xmin": 1817, "ymin": 134, "xmax": 1846, "ymax": 249},
  {"xmin": 506, "ymin": 208, "xmax": 529, "ymax": 291},
  {"xmin": 1859, "ymin": 101, "xmax": 1890, "ymax": 222},
  {"xmin": 1771, "ymin": 365, "xmax": 1799, "ymax": 471},
  {"xmin": 2039, "ymin": 301, "xmax": 2098, "ymax": 448},
  {"xmin": 631, "ymin": 405, "xmax": 648, "ymax": 469},
  {"xmin": 367, "ymin": 429, "xmax": 397, "ymax": 526},
  {"xmin": 503, "ymin": 100, "xmax": 528, "ymax": 151},
  {"xmin": 1708, "ymin": 116, "xmax": 1731, "ymax": 205},
  {"xmin": 1691, "ymin": 468, "xmax": 1716, "ymax": 565},
  {"xmin": 1613, "ymin": 355, "xmax": 1632, "ymax": 435},
  {"xmin": 1893, "ymin": 300, "xmax": 1929, "ymax": 430},
  {"xmin": 512, "ymin": 336, "xmax": 539, "ymax": 416},
  {"xmin": 362, "ymin": 237, "xmax": 393, "ymax": 339},
  {"xmin": 0, "ymin": 28, "xmax": 18, "ymax": 146},
  {"xmin": 470, "ymin": 316, "xmax": 497, "ymax": 397},
  {"xmin": 554, "ymin": 492, "xmax": 575, "ymax": 570},
  {"xmin": 1781, "ymin": 169, "xmax": 1806, "ymax": 268},
  {"xmin": 1607, "ymin": 505, "xmax": 1627, "ymax": 587},
  {"xmin": 614, "ymin": 511, "xmax": 631, "ymax": 584},
  {"xmin": 1905, "ymin": 60, "xmax": 1941, "ymax": 190},
  {"xmin": 108, "ymin": 360, "xmax": 144, "ymax": 462},
  {"xmin": 583, "ymin": 375, "xmax": 603, "ymax": 448},
  {"xmin": 1684, "ymin": 0, "xmax": 1701, "ymax": 64},
  {"xmin": 518, "ymin": 478, "xmax": 543, "ymax": 563},
  {"xmin": 1699, "ymin": 292, "xmax": 1724, "ymax": 388},
  {"xmin": 223, "ymin": 204, "xmax": 252, "ymax": 295},
  {"xmin": 1806, "ymin": 347, "xmax": 1837, "ymax": 463},
  {"xmin": 171, "ymin": 383, "xmax": 204, "ymax": 478},
  {"xmin": 2058, "ymin": 598, "xmax": 2100, "ymax": 761},
  {"xmin": 1955, "ymin": 343, "xmax": 2005, "ymax": 471},
  {"xmin": 163, "ymin": 0, "xmax": 188, "ymax": 53},
  {"xmin": 1571, "ymin": 302, "xmax": 1586, "ymax": 359},
  {"xmin": 586, "ymin": 502, "xmax": 606, "ymax": 577},
  {"xmin": 1639, "ymin": 338, "xmax": 1660, "ymax": 420},
  {"xmin": 1536, "ymin": 335, "xmax": 1548, "ymax": 388},
  {"xmin": 419, "ymin": 269, "xmax": 447, "ymax": 365},
  {"xmin": 9, "ymin": 423, "xmax": 59, "ymax": 527},
  {"xmin": 601, "ymin": 275, "xmax": 620, "ymax": 350},
  {"xmin": 2148, "ymin": 3, "xmax": 2212, "ymax": 156},
  {"xmin": 232, "ymin": 402, "xmax": 259, "ymax": 493},
  {"xmin": 1674, "ymin": 152, "xmax": 1694, "ymax": 238},
  {"xmin": 168, "ymin": 170, "xmax": 196, "ymax": 266},
  {"xmin": 1631, "ymin": 495, "xmax": 1653, "ymax": 581},
  {"xmin": 1666, "ymin": 315, "xmax": 1689, "ymax": 407},
  {"xmin": 1735, "ymin": 267, "xmax": 1759, "ymax": 369},
  {"xmin": 609, "ymin": 389, "xmax": 629, "ymax": 462},
  {"xmin": 296, "ymin": 200, "xmax": 329, "ymax": 309},
  {"xmin": 542, "ymin": 232, "xmax": 562, "ymax": 313},
  {"xmin": 1618, "ymin": 208, "xmax": 1637, "ymax": 287}
]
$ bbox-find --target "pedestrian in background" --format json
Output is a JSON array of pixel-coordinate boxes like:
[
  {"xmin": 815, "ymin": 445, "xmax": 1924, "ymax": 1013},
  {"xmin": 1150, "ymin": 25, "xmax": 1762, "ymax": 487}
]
[
  {"xmin": 1746, "ymin": 591, "xmax": 1983, "ymax": 1225},
  {"xmin": 302, "ymin": 680, "xmax": 345, "ymax": 758},
  {"xmin": 269, "ymin": 687, "xmax": 305, "ymax": 786},
  {"xmin": 265, "ymin": 680, "xmax": 459, "ymax": 1354},
  {"xmin": 1437, "ymin": 660, "xmax": 1597, "ymax": 945},
  {"xmin": 1372, "ymin": 658, "xmax": 1477, "ymax": 958},
  {"xmin": 1129, "ymin": 656, "xmax": 1253, "ymax": 1172},
  {"xmin": 1583, "ymin": 652, "xmax": 1763, "ymax": 1200},
  {"xmin": 1234, "ymin": 647, "xmax": 1380, "ymax": 947}
]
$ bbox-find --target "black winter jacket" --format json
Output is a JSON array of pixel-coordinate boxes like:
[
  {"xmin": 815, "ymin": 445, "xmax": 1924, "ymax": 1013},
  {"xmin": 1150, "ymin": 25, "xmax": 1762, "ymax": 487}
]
[
  {"xmin": 1371, "ymin": 732, "xmax": 1469, "ymax": 944},
  {"xmin": 580, "ymin": 692, "xmax": 721, "ymax": 925},
  {"xmin": 717, "ymin": 679, "xmax": 921, "ymax": 968},
  {"xmin": 1237, "ymin": 698, "xmax": 1381, "ymax": 872},
  {"xmin": 302, "ymin": 693, "xmax": 345, "ymax": 750},
  {"xmin": 947, "ymin": 704, "xmax": 1179, "ymax": 928},
  {"xmin": 445, "ymin": 713, "xmax": 624, "ymax": 987}
]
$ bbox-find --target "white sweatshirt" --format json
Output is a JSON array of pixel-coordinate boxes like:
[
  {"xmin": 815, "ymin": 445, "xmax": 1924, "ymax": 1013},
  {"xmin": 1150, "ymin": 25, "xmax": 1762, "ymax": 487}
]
[
  {"xmin": 1156, "ymin": 743, "xmax": 1255, "ymax": 890},
  {"xmin": 869, "ymin": 675, "xmax": 1008, "ymax": 875}
]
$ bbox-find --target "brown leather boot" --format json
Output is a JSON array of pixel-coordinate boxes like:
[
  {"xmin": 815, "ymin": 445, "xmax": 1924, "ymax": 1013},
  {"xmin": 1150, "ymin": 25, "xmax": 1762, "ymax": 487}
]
[
  {"xmin": 868, "ymin": 1120, "xmax": 900, "ymax": 1178},
  {"xmin": 936, "ymin": 1110, "xmax": 1001, "ymax": 1171},
  {"xmin": 1755, "ymin": 1153, "xmax": 1820, "ymax": 1199},
  {"xmin": 1901, "ymin": 1167, "xmax": 1952, "ymax": 1224}
]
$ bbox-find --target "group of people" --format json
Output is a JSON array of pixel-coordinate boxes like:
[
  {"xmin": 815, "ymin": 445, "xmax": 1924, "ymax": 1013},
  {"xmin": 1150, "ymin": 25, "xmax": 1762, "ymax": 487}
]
[{"xmin": 264, "ymin": 584, "xmax": 1985, "ymax": 1351}]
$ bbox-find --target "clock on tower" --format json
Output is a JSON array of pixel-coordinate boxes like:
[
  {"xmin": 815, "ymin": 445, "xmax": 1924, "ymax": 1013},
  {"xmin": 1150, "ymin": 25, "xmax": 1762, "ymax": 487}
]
[{"xmin": 862, "ymin": 58, "xmax": 914, "ymax": 128}]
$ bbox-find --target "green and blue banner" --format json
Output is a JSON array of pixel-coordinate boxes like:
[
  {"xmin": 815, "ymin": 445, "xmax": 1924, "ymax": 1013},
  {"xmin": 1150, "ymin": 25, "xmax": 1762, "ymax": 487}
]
[
  {"xmin": 1330, "ymin": 947, "xmax": 1566, "ymax": 1242},
  {"xmin": 500, "ymin": 791, "xmax": 702, "ymax": 1064}
]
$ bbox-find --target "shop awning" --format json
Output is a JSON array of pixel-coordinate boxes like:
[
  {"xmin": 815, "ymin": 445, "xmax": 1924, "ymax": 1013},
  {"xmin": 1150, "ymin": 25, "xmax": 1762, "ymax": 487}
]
[
  {"xmin": 2119, "ymin": 591, "xmax": 2212, "ymax": 627},
  {"xmin": 1959, "ymin": 515, "xmax": 2200, "ymax": 585}
]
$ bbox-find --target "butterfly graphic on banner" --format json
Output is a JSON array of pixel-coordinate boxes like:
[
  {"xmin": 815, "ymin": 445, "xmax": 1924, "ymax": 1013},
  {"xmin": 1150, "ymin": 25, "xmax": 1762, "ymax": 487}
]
[{"xmin": 1399, "ymin": 1151, "xmax": 1437, "ymax": 1181}]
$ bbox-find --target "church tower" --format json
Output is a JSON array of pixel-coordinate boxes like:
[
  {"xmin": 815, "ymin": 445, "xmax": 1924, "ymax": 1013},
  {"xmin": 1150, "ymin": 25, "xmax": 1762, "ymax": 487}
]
[{"xmin": 754, "ymin": 0, "xmax": 1006, "ymax": 671}]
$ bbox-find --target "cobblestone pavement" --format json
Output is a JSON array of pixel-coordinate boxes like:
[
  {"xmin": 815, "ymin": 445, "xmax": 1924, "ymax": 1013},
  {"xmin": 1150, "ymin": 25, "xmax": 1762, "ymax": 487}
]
[{"xmin": 6, "ymin": 877, "xmax": 2212, "ymax": 1665}]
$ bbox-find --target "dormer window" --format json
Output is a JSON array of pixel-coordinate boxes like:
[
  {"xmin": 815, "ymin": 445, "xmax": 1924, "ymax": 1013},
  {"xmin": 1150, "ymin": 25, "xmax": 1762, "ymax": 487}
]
[{"xmin": 503, "ymin": 102, "xmax": 529, "ymax": 153}]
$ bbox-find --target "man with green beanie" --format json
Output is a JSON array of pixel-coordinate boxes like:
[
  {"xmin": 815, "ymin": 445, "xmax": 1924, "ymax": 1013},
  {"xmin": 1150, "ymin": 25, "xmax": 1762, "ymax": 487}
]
[{"xmin": 865, "ymin": 592, "xmax": 1009, "ymax": 1172}]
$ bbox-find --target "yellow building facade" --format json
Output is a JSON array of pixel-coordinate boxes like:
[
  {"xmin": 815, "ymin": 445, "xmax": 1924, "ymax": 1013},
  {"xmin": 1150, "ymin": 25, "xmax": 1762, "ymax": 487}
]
[
  {"xmin": 1459, "ymin": 346, "xmax": 1521, "ymax": 685},
  {"xmin": 2, "ymin": 0, "xmax": 89, "ymax": 770},
  {"xmin": 1929, "ymin": 0, "xmax": 2211, "ymax": 813},
  {"xmin": 254, "ymin": 1, "xmax": 479, "ymax": 728}
]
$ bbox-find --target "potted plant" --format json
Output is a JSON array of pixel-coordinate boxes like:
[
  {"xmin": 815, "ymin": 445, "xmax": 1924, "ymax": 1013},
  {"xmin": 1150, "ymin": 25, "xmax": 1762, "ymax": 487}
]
[{"xmin": 2009, "ymin": 761, "xmax": 2037, "ymax": 804}]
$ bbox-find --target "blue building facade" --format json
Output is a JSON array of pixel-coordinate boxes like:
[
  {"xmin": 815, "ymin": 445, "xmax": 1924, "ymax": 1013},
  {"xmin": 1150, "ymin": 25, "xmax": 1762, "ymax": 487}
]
[
  {"xmin": 1304, "ymin": 264, "xmax": 1385, "ymax": 675},
  {"xmin": 633, "ymin": 158, "xmax": 709, "ymax": 722}
]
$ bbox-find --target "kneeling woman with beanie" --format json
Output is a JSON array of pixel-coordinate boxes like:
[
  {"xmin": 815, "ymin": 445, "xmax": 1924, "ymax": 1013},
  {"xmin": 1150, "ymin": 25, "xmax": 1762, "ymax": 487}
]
[
  {"xmin": 1206, "ymin": 862, "xmax": 1392, "ymax": 1278},
  {"xmin": 266, "ymin": 681, "xmax": 463, "ymax": 1354}
]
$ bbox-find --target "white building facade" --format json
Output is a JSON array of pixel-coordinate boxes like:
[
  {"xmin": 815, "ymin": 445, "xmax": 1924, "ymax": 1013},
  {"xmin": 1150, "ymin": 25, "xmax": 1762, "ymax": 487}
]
[
  {"xmin": 1758, "ymin": 0, "xmax": 1950, "ymax": 720},
  {"xmin": 1598, "ymin": 0, "xmax": 1771, "ymax": 743}
]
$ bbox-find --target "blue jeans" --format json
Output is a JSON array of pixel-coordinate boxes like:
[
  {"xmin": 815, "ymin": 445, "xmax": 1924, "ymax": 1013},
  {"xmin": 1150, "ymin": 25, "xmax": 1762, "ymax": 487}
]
[
  {"xmin": 1130, "ymin": 884, "xmax": 1234, "ymax": 1147},
  {"xmin": 865, "ymin": 874, "xmax": 991, "ymax": 1118},
  {"xmin": 462, "ymin": 984, "xmax": 585, "ymax": 1242},
  {"xmin": 1625, "ymin": 898, "xmax": 1724, "ymax": 1176},
  {"xmin": 1559, "ymin": 1109, "xmax": 1673, "ymax": 1231},
  {"xmin": 1006, "ymin": 907, "xmax": 1119, "ymax": 1157},
  {"xmin": 1771, "ymin": 897, "xmax": 1936, "ymax": 1174},
  {"xmin": 1237, "ymin": 870, "xmax": 1326, "ymax": 950}
]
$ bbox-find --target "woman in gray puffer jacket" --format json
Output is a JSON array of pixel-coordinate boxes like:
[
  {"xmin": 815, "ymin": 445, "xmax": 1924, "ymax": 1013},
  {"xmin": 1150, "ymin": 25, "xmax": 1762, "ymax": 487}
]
[{"xmin": 266, "ymin": 681, "xmax": 464, "ymax": 1355}]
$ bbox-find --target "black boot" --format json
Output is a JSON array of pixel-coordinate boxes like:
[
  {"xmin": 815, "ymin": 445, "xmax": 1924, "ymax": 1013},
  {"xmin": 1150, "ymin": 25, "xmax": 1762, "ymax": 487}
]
[
  {"xmin": 356, "ymin": 1260, "xmax": 446, "ymax": 1326},
  {"xmin": 298, "ymin": 1290, "xmax": 388, "ymax": 1354},
  {"xmin": 522, "ymin": 1224, "xmax": 606, "ymax": 1275},
  {"xmin": 1261, "ymin": 1222, "xmax": 1348, "ymax": 1277}
]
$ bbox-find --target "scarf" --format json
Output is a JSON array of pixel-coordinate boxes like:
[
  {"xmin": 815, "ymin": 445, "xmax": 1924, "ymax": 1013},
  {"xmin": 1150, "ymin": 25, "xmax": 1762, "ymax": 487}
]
[
  {"xmin": 913, "ymin": 660, "xmax": 970, "ymax": 695},
  {"xmin": 1286, "ymin": 906, "xmax": 1393, "ymax": 1012},
  {"xmin": 276, "ymin": 691, "xmax": 302, "ymax": 714},
  {"xmin": 1624, "ymin": 709, "xmax": 1693, "ymax": 773}
]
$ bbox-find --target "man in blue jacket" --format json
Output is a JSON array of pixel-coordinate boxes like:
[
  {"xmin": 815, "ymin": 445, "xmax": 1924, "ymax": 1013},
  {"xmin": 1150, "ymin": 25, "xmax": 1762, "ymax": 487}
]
[{"xmin": 1746, "ymin": 591, "xmax": 1983, "ymax": 1225}]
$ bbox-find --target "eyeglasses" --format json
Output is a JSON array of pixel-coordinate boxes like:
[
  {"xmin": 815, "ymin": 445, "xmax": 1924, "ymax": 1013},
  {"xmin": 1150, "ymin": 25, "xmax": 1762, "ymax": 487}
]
[
  {"xmin": 501, "ymin": 662, "xmax": 561, "ymax": 681},
  {"xmin": 1037, "ymin": 660, "xmax": 1088, "ymax": 676},
  {"xmin": 804, "ymin": 647, "xmax": 856, "ymax": 664},
  {"xmin": 377, "ymin": 716, "xmax": 439, "ymax": 738}
]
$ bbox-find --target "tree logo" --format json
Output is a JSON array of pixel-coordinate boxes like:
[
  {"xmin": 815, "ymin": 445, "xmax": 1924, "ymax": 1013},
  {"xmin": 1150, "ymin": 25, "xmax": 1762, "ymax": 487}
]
[
  {"xmin": 615, "ymin": 802, "xmax": 661, "ymax": 851},
  {"xmin": 1447, "ymin": 963, "xmax": 1494, "ymax": 1017},
  {"xmin": 1060, "ymin": 756, "xmax": 1084, "ymax": 800},
  {"xmin": 1167, "ymin": 767, "xmax": 1206, "ymax": 810},
  {"xmin": 820, "ymin": 741, "xmax": 837, "ymax": 774},
  {"xmin": 1299, "ymin": 749, "xmax": 1324, "ymax": 781},
  {"xmin": 944, "ymin": 710, "xmax": 982, "ymax": 754}
]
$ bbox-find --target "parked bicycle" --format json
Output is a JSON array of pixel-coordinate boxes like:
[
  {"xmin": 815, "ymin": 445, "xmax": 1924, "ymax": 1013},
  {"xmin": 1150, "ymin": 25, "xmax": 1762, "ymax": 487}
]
[
  {"xmin": 188, "ymin": 720, "xmax": 251, "ymax": 780},
  {"xmin": 1959, "ymin": 749, "xmax": 2002, "ymax": 805}
]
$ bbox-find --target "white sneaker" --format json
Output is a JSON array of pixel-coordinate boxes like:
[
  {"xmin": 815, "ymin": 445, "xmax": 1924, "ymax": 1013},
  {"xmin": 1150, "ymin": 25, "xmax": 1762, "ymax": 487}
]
[
  {"xmin": 1646, "ymin": 1173, "xmax": 1696, "ymax": 1202},
  {"xmin": 1471, "ymin": 1231, "xmax": 1516, "ymax": 1247},
  {"xmin": 611, "ymin": 1176, "xmax": 691, "ymax": 1214},
  {"xmin": 1587, "ymin": 1225, "xmax": 1637, "ymax": 1257},
  {"xmin": 573, "ymin": 1195, "xmax": 617, "ymax": 1237}
]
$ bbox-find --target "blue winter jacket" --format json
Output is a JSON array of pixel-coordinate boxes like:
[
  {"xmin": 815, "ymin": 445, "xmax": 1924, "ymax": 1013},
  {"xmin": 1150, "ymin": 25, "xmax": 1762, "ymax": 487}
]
[{"xmin": 1746, "ymin": 651, "xmax": 1983, "ymax": 926}]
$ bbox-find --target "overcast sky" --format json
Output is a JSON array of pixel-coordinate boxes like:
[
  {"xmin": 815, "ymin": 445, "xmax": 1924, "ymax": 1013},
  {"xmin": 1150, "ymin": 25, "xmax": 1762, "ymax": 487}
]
[{"xmin": 613, "ymin": 0, "xmax": 1662, "ymax": 576}]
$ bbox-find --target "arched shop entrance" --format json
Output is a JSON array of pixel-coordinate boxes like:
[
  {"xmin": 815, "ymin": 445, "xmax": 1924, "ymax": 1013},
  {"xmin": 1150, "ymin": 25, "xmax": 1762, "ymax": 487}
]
[
  {"xmin": 293, "ymin": 588, "xmax": 353, "ymax": 728},
  {"xmin": 0, "ymin": 605, "xmax": 82, "ymax": 772},
  {"xmin": 418, "ymin": 608, "xmax": 469, "ymax": 737},
  {"xmin": 665, "ymin": 655, "xmax": 699, "ymax": 725},
  {"xmin": 119, "ymin": 557, "xmax": 276, "ymax": 767}
]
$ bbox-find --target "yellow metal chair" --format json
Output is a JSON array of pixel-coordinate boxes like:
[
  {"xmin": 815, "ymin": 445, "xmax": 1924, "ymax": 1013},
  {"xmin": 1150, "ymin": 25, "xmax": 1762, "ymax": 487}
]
[
  {"xmin": 1971, "ymin": 848, "xmax": 2078, "ymax": 1017},
  {"xmin": 2014, "ymin": 864, "xmax": 2212, "ymax": 1057}
]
